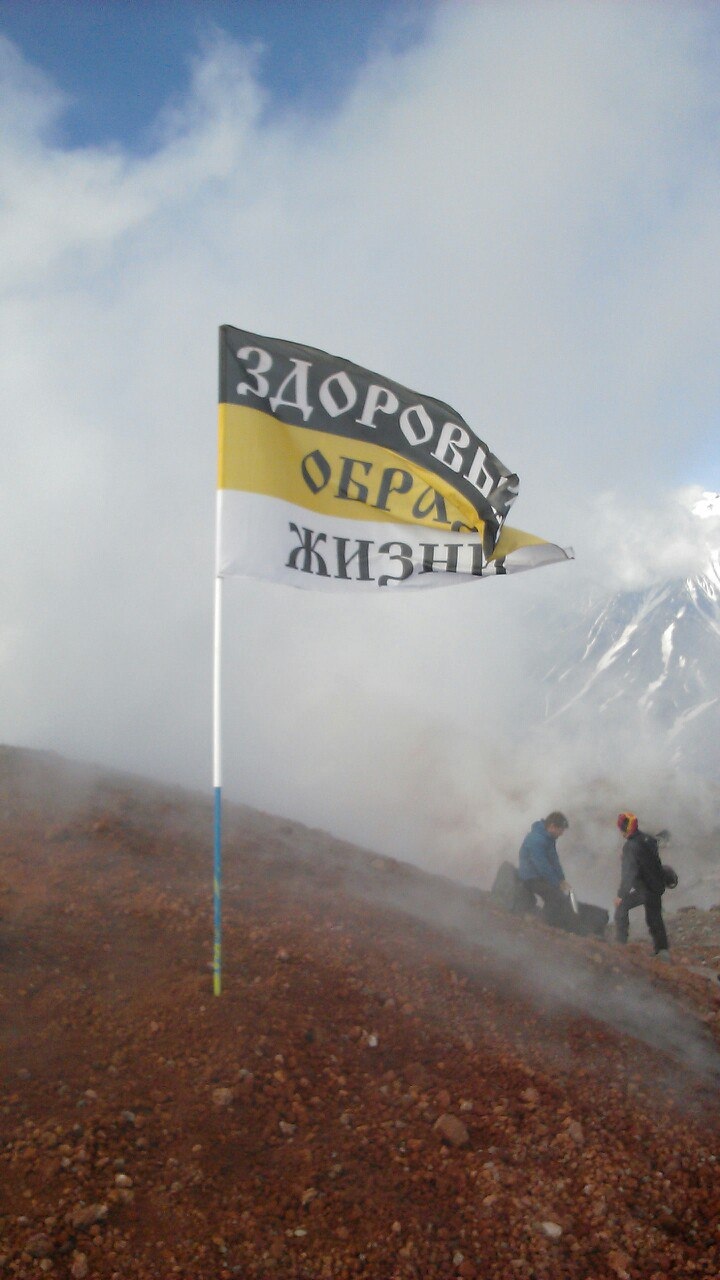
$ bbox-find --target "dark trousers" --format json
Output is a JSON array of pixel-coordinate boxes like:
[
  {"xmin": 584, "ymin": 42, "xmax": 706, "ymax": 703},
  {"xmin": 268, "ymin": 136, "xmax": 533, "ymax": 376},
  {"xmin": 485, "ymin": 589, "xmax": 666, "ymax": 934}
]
[
  {"xmin": 523, "ymin": 877, "xmax": 576, "ymax": 932},
  {"xmin": 615, "ymin": 889, "xmax": 668, "ymax": 953}
]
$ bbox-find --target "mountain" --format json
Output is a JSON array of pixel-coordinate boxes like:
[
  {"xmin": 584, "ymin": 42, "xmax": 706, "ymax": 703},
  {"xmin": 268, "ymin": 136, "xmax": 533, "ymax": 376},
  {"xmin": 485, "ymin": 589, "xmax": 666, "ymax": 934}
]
[
  {"xmin": 2, "ymin": 746, "xmax": 720, "ymax": 1278},
  {"xmin": 542, "ymin": 494, "xmax": 720, "ymax": 777}
]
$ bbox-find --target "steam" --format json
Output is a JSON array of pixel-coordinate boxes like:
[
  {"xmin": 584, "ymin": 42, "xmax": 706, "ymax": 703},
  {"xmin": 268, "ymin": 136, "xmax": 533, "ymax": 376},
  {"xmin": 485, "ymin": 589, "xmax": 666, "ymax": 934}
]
[
  {"xmin": 583, "ymin": 487, "xmax": 720, "ymax": 592},
  {"xmin": 1, "ymin": 5, "xmax": 719, "ymax": 902}
]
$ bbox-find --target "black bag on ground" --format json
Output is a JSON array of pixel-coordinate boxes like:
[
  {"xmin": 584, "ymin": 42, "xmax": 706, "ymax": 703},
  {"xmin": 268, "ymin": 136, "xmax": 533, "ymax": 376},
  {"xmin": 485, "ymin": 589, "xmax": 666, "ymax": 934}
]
[
  {"xmin": 490, "ymin": 862, "xmax": 536, "ymax": 914},
  {"xmin": 491, "ymin": 863, "xmax": 609, "ymax": 936},
  {"xmin": 573, "ymin": 901, "xmax": 610, "ymax": 938}
]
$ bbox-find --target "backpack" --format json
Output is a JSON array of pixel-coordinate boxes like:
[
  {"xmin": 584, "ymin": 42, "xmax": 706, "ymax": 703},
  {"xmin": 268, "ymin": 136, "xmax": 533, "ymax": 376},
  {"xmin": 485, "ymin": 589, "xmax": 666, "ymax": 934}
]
[
  {"xmin": 490, "ymin": 861, "xmax": 536, "ymax": 914},
  {"xmin": 634, "ymin": 832, "xmax": 668, "ymax": 895},
  {"xmin": 662, "ymin": 864, "xmax": 679, "ymax": 889}
]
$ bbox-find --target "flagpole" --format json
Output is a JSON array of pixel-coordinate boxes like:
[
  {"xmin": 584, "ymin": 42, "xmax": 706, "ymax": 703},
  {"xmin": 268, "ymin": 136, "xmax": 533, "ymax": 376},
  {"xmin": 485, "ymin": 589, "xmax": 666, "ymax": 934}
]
[{"xmin": 212, "ymin": 505, "xmax": 223, "ymax": 996}]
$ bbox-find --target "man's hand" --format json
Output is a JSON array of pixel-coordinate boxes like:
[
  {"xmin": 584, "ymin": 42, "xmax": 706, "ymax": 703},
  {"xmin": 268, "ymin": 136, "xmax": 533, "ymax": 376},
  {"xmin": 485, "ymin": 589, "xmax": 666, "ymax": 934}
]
[
  {"xmin": 614, "ymin": 897, "xmax": 622, "ymax": 908},
  {"xmin": 560, "ymin": 880, "xmax": 571, "ymax": 894}
]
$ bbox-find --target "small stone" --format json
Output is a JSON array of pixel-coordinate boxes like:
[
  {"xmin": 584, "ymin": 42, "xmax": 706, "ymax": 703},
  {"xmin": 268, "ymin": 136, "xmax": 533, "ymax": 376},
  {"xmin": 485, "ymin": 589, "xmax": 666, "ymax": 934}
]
[
  {"xmin": 68, "ymin": 1203, "xmax": 108, "ymax": 1231},
  {"xmin": 433, "ymin": 1114, "xmax": 469, "ymax": 1147},
  {"xmin": 540, "ymin": 1221, "xmax": 562, "ymax": 1239},
  {"xmin": 607, "ymin": 1248, "xmax": 631, "ymax": 1278},
  {"xmin": 71, "ymin": 1255, "xmax": 89, "ymax": 1279},
  {"xmin": 567, "ymin": 1120, "xmax": 585, "ymax": 1144},
  {"xmin": 212, "ymin": 1087, "xmax": 234, "ymax": 1107},
  {"xmin": 26, "ymin": 1234, "xmax": 53, "ymax": 1259}
]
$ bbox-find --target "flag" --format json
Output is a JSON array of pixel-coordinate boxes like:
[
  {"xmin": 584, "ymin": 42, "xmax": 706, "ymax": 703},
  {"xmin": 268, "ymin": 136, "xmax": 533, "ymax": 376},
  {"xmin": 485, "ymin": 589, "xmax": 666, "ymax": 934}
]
[{"xmin": 217, "ymin": 326, "xmax": 572, "ymax": 589}]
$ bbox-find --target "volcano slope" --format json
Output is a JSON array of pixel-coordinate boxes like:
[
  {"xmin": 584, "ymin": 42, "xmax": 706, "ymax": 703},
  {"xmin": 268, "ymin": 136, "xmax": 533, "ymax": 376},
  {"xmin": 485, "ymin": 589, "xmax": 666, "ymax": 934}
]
[{"xmin": 1, "ymin": 748, "xmax": 720, "ymax": 1280}]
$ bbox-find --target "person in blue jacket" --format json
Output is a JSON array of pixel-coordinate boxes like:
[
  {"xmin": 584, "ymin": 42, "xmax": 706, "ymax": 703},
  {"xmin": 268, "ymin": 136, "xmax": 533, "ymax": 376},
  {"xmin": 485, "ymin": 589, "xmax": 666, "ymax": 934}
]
[{"xmin": 518, "ymin": 811, "xmax": 574, "ymax": 929}]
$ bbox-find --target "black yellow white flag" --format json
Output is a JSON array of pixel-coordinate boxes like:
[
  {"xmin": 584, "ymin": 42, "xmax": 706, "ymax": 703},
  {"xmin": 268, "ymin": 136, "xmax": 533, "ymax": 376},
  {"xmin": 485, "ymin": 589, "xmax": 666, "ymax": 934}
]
[{"xmin": 217, "ymin": 326, "xmax": 572, "ymax": 589}]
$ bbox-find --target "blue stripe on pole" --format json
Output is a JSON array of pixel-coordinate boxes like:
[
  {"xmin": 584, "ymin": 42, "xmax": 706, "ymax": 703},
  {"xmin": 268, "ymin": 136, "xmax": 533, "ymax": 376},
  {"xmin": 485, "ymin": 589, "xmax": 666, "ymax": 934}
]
[{"xmin": 213, "ymin": 785, "xmax": 222, "ymax": 996}]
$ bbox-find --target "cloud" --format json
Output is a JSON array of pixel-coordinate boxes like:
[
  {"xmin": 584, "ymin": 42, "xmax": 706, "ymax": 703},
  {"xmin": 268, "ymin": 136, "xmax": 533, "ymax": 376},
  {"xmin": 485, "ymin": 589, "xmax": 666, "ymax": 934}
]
[
  {"xmin": 582, "ymin": 486, "xmax": 720, "ymax": 591},
  {"xmin": 1, "ymin": 4, "xmax": 719, "ymax": 881}
]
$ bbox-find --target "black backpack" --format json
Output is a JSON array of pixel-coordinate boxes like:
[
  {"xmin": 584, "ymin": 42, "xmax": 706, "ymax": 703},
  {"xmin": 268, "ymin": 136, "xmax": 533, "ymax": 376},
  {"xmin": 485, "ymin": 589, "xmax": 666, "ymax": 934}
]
[
  {"xmin": 662, "ymin": 864, "xmax": 679, "ymax": 889},
  {"xmin": 490, "ymin": 861, "xmax": 536, "ymax": 914},
  {"xmin": 634, "ymin": 832, "xmax": 668, "ymax": 895}
]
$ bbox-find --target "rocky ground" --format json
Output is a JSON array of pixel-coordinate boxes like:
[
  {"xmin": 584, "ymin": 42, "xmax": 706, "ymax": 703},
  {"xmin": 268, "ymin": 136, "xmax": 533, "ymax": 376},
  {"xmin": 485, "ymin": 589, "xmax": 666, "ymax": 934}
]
[{"xmin": 1, "ymin": 746, "xmax": 720, "ymax": 1280}]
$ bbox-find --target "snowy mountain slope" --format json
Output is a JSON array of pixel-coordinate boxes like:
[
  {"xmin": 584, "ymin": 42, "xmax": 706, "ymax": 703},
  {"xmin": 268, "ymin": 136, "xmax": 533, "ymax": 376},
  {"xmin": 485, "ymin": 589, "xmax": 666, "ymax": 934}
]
[{"xmin": 542, "ymin": 494, "xmax": 720, "ymax": 774}]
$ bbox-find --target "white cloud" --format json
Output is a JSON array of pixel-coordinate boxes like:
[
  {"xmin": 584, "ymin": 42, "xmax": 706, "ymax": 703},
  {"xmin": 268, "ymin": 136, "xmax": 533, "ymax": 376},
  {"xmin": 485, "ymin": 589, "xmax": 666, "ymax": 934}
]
[
  {"xmin": 1, "ymin": 3, "xmax": 719, "ymax": 877},
  {"xmin": 583, "ymin": 486, "xmax": 720, "ymax": 591}
]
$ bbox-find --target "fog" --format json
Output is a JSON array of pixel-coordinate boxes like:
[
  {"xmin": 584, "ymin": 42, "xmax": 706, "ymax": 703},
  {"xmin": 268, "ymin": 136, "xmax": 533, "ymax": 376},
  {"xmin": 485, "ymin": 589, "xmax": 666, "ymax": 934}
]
[{"xmin": 2, "ymin": 3, "xmax": 719, "ymax": 901}]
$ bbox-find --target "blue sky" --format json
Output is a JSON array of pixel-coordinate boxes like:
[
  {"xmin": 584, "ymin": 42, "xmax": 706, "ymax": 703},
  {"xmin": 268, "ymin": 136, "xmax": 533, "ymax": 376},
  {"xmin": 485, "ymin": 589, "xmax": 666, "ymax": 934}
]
[
  {"xmin": 0, "ymin": 0, "xmax": 431, "ymax": 147},
  {"xmin": 1, "ymin": 0, "xmax": 716, "ymax": 492},
  {"xmin": 1, "ymin": 1, "xmax": 719, "ymax": 865}
]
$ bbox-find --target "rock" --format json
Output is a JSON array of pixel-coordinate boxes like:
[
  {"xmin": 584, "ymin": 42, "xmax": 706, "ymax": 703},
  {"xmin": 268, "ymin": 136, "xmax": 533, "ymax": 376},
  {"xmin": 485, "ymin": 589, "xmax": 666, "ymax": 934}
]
[
  {"xmin": 539, "ymin": 1221, "xmax": 563, "ymax": 1239},
  {"xmin": 70, "ymin": 1254, "xmax": 89, "ymax": 1279},
  {"xmin": 26, "ymin": 1233, "xmax": 53, "ymax": 1258},
  {"xmin": 607, "ymin": 1248, "xmax": 631, "ymax": 1278},
  {"xmin": 68, "ymin": 1203, "xmax": 108, "ymax": 1231},
  {"xmin": 212, "ymin": 1087, "xmax": 234, "ymax": 1107},
  {"xmin": 567, "ymin": 1120, "xmax": 585, "ymax": 1144},
  {"xmin": 433, "ymin": 1114, "xmax": 469, "ymax": 1147}
]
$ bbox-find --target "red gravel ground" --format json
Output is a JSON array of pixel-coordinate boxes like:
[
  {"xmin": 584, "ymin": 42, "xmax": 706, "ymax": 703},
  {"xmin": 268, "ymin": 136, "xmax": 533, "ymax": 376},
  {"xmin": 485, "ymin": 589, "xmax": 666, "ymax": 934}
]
[{"xmin": 2, "ymin": 746, "xmax": 720, "ymax": 1280}]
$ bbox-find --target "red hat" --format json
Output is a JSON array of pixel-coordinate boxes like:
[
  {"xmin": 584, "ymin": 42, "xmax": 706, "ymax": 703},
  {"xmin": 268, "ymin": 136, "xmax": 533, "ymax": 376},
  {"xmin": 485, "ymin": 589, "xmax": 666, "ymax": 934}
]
[{"xmin": 617, "ymin": 812, "xmax": 638, "ymax": 837}]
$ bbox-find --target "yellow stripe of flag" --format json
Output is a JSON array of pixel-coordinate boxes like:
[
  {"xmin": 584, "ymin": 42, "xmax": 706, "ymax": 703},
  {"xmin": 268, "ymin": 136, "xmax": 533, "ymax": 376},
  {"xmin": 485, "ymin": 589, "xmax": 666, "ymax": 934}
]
[{"xmin": 218, "ymin": 403, "xmax": 485, "ymax": 533}]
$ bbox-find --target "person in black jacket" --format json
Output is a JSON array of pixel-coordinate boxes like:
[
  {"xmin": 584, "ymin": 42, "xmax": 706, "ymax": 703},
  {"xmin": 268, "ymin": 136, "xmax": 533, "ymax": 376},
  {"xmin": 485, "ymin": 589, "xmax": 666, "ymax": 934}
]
[{"xmin": 614, "ymin": 812, "xmax": 669, "ymax": 959}]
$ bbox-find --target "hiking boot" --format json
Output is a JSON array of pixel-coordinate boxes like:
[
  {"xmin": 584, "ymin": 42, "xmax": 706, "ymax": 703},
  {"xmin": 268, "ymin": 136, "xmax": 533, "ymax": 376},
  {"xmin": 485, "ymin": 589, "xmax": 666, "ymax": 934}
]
[{"xmin": 655, "ymin": 949, "xmax": 671, "ymax": 963}]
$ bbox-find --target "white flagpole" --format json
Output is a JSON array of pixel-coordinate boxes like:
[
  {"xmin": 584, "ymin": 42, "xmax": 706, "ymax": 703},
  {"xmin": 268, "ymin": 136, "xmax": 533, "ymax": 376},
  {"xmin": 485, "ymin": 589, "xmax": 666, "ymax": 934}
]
[{"xmin": 212, "ymin": 495, "xmax": 223, "ymax": 996}]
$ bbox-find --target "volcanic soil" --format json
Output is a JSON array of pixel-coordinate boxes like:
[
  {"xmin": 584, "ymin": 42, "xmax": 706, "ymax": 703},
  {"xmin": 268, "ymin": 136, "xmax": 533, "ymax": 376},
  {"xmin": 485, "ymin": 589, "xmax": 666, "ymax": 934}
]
[{"xmin": 2, "ymin": 746, "xmax": 720, "ymax": 1280}]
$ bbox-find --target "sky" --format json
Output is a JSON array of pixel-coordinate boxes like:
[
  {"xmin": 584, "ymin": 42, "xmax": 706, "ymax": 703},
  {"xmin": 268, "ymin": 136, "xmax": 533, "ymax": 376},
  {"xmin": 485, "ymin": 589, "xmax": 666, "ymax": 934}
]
[{"xmin": 2, "ymin": 1, "xmax": 719, "ymax": 892}]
